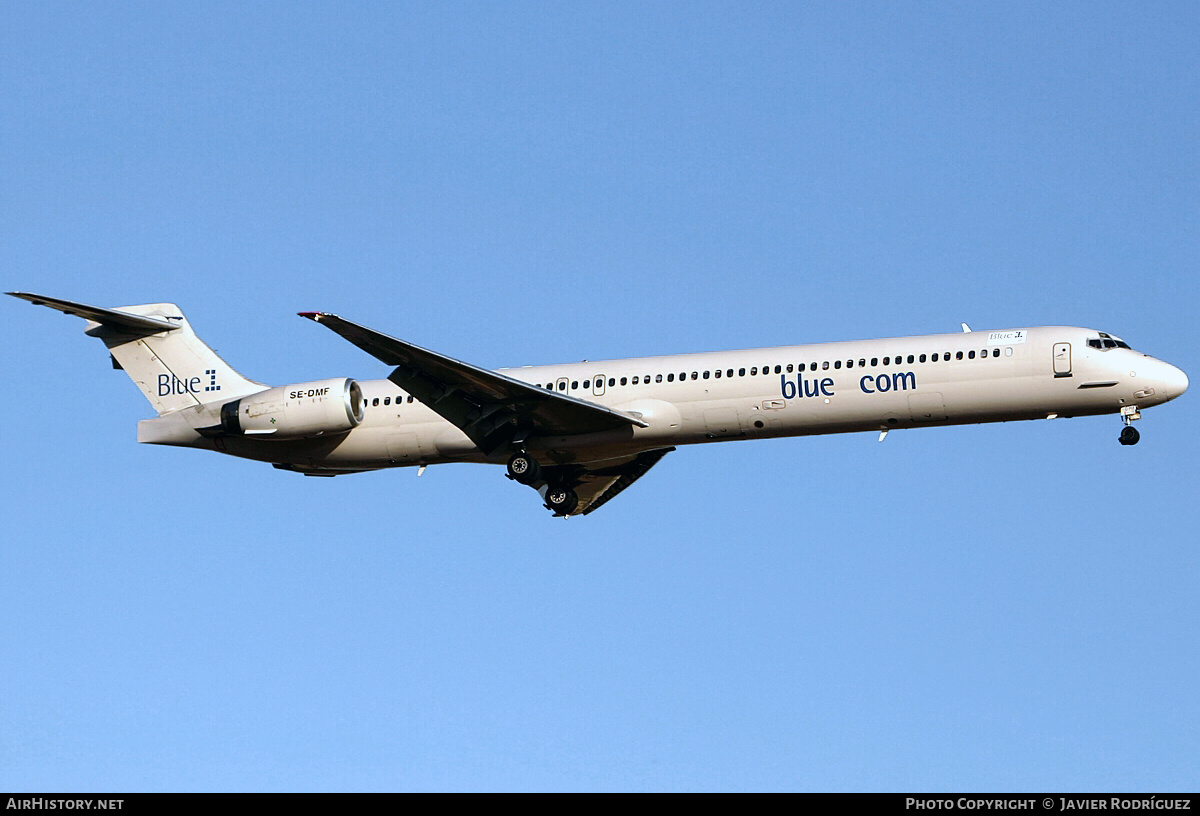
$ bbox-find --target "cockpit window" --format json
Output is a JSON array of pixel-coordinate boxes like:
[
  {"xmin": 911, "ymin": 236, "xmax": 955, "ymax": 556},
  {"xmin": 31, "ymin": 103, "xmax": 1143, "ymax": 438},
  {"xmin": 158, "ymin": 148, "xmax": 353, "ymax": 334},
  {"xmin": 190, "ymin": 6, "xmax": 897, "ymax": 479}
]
[{"xmin": 1088, "ymin": 333, "xmax": 1131, "ymax": 350}]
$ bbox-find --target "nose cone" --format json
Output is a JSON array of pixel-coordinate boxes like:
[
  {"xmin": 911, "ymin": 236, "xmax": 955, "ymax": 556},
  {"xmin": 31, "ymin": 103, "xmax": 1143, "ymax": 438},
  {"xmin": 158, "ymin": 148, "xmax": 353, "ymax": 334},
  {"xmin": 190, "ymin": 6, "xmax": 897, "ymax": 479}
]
[{"xmin": 1163, "ymin": 363, "xmax": 1189, "ymax": 400}]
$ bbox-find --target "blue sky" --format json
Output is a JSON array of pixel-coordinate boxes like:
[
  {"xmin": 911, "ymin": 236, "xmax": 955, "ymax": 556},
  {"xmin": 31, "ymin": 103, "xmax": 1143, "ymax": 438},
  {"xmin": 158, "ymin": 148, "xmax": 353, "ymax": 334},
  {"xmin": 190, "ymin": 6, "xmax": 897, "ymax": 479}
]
[{"xmin": 2, "ymin": 2, "xmax": 1197, "ymax": 792}]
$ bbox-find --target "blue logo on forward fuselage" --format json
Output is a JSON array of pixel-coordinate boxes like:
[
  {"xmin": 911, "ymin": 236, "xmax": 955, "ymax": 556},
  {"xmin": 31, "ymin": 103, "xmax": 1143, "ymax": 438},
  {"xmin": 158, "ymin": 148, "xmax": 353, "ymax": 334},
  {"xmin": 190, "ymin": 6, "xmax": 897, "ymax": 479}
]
[
  {"xmin": 780, "ymin": 374, "xmax": 835, "ymax": 399},
  {"xmin": 858, "ymin": 372, "xmax": 916, "ymax": 393},
  {"xmin": 778, "ymin": 371, "xmax": 919, "ymax": 400}
]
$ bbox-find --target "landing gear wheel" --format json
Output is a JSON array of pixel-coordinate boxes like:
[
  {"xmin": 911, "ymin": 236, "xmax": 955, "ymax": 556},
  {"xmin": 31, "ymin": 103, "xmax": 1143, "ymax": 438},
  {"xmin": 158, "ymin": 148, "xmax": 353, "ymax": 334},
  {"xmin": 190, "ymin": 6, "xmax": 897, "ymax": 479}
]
[
  {"xmin": 545, "ymin": 486, "xmax": 579, "ymax": 516},
  {"xmin": 507, "ymin": 452, "xmax": 540, "ymax": 484},
  {"xmin": 1119, "ymin": 426, "xmax": 1140, "ymax": 446}
]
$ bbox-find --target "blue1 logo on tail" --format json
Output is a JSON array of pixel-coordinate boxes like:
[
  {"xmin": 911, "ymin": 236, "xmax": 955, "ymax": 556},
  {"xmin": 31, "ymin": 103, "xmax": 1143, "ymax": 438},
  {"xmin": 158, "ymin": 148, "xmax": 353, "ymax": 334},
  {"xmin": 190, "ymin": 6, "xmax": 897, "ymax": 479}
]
[{"xmin": 159, "ymin": 369, "xmax": 220, "ymax": 397}]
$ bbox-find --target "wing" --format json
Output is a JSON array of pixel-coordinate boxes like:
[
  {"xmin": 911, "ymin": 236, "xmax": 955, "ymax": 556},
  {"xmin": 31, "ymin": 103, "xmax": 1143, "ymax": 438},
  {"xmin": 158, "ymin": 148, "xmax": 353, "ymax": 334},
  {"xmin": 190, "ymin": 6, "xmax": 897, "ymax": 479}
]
[
  {"xmin": 300, "ymin": 311, "xmax": 648, "ymax": 455},
  {"xmin": 562, "ymin": 447, "xmax": 675, "ymax": 516}
]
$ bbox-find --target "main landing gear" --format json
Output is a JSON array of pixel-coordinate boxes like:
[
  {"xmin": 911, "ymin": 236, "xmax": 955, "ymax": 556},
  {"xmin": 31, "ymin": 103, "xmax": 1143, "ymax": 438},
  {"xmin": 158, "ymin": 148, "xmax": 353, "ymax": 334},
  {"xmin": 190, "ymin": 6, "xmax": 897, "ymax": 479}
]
[
  {"xmin": 1118, "ymin": 405, "xmax": 1141, "ymax": 446},
  {"xmin": 507, "ymin": 451, "xmax": 579, "ymax": 517},
  {"xmin": 543, "ymin": 485, "xmax": 580, "ymax": 516},
  {"xmin": 506, "ymin": 451, "xmax": 541, "ymax": 484}
]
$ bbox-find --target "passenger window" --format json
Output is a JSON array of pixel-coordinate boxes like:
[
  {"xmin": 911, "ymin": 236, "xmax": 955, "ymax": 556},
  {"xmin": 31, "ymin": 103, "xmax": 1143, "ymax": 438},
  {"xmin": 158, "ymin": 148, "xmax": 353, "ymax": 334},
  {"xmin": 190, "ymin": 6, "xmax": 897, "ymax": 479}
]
[
  {"xmin": 703, "ymin": 371, "xmax": 710, "ymax": 379},
  {"xmin": 919, "ymin": 354, "xmax": 926, "ymax": 363},
  {"xmin": 608, "ymin": 378, "xmax": 615, "ymax": 387},
  {"xmin": 822, "ymin": 361, "xmax": 829, "ymax": 370},
  {"xmin": 372, "ymin": 397, "xmax": 379, "ymax": 406},
  {"xmin": 907, "ymin": 355, "xmax": 915, "ymax": 364},
  {"xmin": 656, "ymin": 374, "xmax": 663, "ymax": 383},
  {"xmin": 993, "ymin": 348, "xmax": 1000, "ymax": 357},
  {"xmin": 714, "ymin": 370, "xmax": 722, "ymax": 378},
  {"xmin": 871, "ymin": 358, "xmax": 878, "ymax": 366},
  {"xmin": 572, "ymin": 381, "xmax": 579, "ymax": 389},
  {"xmin": 786, "ymin": 364, "xmax": 793, "ymax": 373},
  {"xmin": 739, "ymin": 368, "xmax": 746, "ymax": 376},
  {"xmin": 750, "ymin": 367, "xmax": 758, "ymax": 375},
  {"xmin": 384, "ymin": 397, "xmax": 391, "ymax": 405},
  {"xmin": 408, "ymin": 396, "xmax": 414, "ymax": 403},
  {"xmin": 956, "ymin": 351, "xmax": 963, "ymax": 360},
  {"xmin": 632, "ymin": 376, "xmax": 639, "ymax": 385},
  {"xmin": 834, "ymin": 360, "xmax": 842, "ymax": 369},
  {"xmin": 774, "ymin": 365, "xmax": 782, "ymax": 374},
  {"xmin": 691, "ymin": 372, "xmax": 698, "ymax": 380},
  {"xmin": 883, "ymin": 357, "xmax": 890, "ymax": 365},
  {"xmin": 968, "ymin": 350, "xmax": 975, "ymax": 359},
  {"xmin": 666, "ymin": 374, "xmax": 673, "ymax": 382}
]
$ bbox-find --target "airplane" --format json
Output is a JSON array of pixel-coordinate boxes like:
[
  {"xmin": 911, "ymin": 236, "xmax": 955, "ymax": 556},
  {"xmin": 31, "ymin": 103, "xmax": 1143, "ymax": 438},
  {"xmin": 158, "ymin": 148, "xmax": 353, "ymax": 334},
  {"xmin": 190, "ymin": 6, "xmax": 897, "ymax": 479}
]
[{"xmin": 8, "ymin": 292, "xmax": 1189, "ymax": 517}]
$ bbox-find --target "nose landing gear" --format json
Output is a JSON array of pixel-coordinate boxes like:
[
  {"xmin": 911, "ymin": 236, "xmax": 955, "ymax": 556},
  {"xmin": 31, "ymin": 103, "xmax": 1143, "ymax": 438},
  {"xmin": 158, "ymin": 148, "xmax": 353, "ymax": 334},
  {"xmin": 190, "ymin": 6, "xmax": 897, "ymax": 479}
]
[{"xmin": 1118, "ymin": 405, "xmax": 1141, "ymax": 446}]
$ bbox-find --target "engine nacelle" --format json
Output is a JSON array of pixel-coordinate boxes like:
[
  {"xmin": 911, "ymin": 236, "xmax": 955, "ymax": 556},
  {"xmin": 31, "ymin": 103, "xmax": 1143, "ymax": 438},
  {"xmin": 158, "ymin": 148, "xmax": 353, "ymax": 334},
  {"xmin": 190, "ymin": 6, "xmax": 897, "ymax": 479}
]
[{"xmin": 219, "ymin": 378, "xmax": 363, "ymax": 440}]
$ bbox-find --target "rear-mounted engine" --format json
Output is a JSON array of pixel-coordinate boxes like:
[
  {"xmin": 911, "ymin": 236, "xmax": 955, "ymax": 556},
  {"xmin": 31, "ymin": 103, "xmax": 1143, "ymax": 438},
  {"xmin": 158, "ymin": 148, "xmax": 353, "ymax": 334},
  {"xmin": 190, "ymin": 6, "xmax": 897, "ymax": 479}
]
[{"xmin": 219, "ymin": 378, "xmax": 363, "ymax": 439}]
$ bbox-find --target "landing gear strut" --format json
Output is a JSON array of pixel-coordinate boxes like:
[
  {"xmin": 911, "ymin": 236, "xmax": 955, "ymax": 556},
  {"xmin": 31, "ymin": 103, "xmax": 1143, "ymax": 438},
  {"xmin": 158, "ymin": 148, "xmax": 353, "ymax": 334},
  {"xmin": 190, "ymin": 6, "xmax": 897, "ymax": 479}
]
[{"xmin": 1119, "ymin": 405, "xmax": 1141, "ymax": 446}]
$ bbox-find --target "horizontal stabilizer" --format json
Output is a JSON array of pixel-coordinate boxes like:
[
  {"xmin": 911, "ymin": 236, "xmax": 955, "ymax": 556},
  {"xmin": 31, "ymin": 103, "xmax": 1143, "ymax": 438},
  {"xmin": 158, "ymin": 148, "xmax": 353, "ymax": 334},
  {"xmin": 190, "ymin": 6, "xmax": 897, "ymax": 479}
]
[{"xmin": 8, "ymin": 292, "xmax": 180, "ymax": 335}]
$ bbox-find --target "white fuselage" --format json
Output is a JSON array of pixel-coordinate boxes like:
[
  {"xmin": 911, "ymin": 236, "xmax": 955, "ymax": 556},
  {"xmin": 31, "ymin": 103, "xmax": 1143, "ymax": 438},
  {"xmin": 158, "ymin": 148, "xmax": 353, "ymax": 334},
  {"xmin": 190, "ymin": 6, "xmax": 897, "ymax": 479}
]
[{"xmin": 183, "ymin": 326, "xmax": 1188, "ymax": 473}]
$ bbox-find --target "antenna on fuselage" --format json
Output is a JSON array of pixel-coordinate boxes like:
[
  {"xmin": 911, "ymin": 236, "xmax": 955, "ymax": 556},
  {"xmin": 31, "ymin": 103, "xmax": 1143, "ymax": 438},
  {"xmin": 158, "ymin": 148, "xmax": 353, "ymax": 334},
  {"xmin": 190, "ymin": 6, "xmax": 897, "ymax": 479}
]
[{"xmin": 961, "ymin": 323, "xmax": 972, "ymax": 333}]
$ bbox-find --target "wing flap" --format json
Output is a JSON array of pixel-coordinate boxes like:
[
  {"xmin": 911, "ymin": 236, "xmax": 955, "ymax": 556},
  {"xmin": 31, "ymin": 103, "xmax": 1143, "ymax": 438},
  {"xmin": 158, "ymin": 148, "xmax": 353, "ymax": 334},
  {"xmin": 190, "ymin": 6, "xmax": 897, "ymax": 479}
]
[{"xmin": 556, "ymin": 447, "xmax": 674, "ymax": 516}]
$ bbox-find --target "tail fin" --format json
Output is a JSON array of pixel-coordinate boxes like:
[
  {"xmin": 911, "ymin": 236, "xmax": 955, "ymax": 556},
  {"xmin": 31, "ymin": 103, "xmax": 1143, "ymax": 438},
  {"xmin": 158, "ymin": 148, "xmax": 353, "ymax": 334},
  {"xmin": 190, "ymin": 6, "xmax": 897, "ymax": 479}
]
[{"xmin": 9, "ymin": 292, "xmax": 264, "ymax": 414}]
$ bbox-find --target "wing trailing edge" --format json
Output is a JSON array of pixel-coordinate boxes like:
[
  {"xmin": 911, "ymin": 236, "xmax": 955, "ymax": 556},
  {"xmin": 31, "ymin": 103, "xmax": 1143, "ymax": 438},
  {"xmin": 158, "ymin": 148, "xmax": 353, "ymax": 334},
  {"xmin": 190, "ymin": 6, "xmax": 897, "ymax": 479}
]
[{"xmin": 300, "ymin": 310, "xmax": 648, "ymax": 455}]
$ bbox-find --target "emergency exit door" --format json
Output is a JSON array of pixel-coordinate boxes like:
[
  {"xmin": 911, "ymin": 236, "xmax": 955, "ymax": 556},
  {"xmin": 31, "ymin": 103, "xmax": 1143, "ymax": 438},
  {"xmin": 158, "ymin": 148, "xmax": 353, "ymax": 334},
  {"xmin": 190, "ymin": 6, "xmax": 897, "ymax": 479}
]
[{"xmin": 1053, "ymin": 343, "xmax": 1072, "ymax": 377}]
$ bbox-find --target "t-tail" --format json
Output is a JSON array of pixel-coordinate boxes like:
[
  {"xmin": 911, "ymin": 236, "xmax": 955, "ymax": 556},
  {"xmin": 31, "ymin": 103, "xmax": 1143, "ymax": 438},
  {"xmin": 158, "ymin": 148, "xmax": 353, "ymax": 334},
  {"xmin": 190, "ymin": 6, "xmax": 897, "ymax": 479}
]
[{"xmin": 8, "ymin": 292, "xmax": 264, "ymax": 414}]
